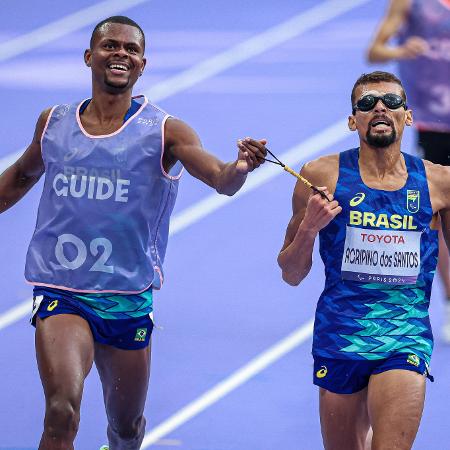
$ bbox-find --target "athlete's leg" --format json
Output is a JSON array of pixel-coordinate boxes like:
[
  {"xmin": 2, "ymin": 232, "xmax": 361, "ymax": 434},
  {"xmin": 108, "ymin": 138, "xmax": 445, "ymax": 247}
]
[
  {"xmin": 95, "ymin": 341, "xmax": 151, "ymax": 450},
  {"xmin": 36, "ymin": 314, "xmax": 95, "ymax": 449},
  {"xmin": 367, "ymin": 369, "xmax": 426, "ymax": 450},
  {"xmin": 319, "ymin": 387, "xmax": 371, "ymax": 450}
]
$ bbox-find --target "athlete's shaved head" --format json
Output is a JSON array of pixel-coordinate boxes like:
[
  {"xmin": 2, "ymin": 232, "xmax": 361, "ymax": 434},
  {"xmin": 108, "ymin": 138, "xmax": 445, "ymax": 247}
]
[
  {"xmin": 90, "ymin": 16, "xmax": 145, "ymax": 51},
  {"xmin": 351, "ymin": 71, "xmax": 406, "ymax": 105}
]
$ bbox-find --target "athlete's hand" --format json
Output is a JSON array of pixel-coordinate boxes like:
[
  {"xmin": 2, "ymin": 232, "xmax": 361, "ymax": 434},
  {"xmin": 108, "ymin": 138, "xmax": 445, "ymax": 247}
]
[
  {"xmin": 301, "ymin": 187, "xmax": 342, "ymax": 233},
  {"xmin": 398, "ymin": 36, "xmax": 429, "ymax": 59},
  {"xmin": 236, "ymin": 137, "xmax": 267, "ymax": 173}
]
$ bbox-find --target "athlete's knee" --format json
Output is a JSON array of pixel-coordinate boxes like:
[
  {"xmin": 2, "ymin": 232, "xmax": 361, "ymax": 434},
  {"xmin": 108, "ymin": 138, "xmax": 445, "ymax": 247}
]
[
  {"xmin": 44, "ymin": 397, "xmax": 80, "ymax": 438},
  {"xmin": 108, "ymin": 415, "xmax": 146, "ymax": 446}
]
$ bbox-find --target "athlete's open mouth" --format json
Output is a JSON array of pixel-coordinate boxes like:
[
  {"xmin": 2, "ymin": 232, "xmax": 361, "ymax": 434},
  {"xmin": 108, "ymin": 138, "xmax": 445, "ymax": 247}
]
[
  {"xmin": 107, "ymin": 62, "xmax": 130, "ymax": 74},
  {"xmin": 370, "ymin": 117, "xmax": 393, "ymax": 130}
]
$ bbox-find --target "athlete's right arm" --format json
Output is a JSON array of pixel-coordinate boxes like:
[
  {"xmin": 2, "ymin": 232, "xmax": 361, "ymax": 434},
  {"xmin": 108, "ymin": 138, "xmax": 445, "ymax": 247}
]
[
  {"xmin": 0, "ymin": 108, "xmax": 50, "ymax": 214},
  {"xmin": 425, "ymin": 161, "xmax": 450, "ymax": 252},
  {"xmin": 277, "ymin": 158, "xmax": 341, "ymax": 286},
  {"xmin": 366, "ymin": 0, "xmax": 427, "ymax": 63}
]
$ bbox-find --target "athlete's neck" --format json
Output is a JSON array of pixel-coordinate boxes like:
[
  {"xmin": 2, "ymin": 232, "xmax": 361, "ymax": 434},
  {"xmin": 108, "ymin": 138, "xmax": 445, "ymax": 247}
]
[
  {"xmin": 358, "ymin": 144, "xmax": 407, "ymax": 190},
  {"xmin": 84, "ymin": 89, "xmax": 133, "ymax": 125}
]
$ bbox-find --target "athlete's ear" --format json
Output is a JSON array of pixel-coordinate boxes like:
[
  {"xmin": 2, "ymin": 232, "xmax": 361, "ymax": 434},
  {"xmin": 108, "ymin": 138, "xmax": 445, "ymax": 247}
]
[
  {"xmin": 348, "ymin": 114, "xmax": 357, "ymax": 131},
  {"xmin": 84, "ymin": 49, "xmax": 92, "ymax": 67},
  {"xmin": 140, "ymin": 57, "xmax": 147, "ymax": 76},
  {"xmin": 405, "ymin": 109, "xmax": 413, "ymax": 127}
]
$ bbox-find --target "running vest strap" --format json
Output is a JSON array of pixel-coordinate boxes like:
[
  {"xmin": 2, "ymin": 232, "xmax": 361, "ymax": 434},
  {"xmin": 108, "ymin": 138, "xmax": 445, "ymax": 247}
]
[
  {"xmin": 25, "ymin": 95, "xmax": 182, "ymax": 293},
  {"xmin": 398, "ymin": 0, "xmax": 450, "ymax": 131},
  {"xmin": 313, "ymin": 148, "xmax": 438, "ymax": 362}
]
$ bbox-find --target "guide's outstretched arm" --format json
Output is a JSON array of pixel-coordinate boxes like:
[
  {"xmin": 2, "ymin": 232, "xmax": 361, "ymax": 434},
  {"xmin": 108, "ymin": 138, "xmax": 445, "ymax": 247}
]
[{"xmin": 0, "ymin": 109, "xmax": 50, "ymax": 214}]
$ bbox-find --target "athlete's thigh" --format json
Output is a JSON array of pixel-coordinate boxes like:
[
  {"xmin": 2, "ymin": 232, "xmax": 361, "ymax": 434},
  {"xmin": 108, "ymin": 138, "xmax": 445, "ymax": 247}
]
[
  {"xmin": 35, "ymin": 314, "xmax": 95, "ymax": 400},
  {"xmin": 94, "ymin": 341, "xmax": 151, "ymax": 422},
  {"xmin": 367, "ymin": 369, "xmax": 426, "ymax": 450},
  {"xmin": 319, "ymin": 387, "xmax": 370, "ymax": 450}
]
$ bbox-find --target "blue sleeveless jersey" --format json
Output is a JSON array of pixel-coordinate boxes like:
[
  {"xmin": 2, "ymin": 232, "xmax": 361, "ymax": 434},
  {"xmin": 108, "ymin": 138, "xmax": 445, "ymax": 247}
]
[
  {"xmin": 313, "ymin": 148, "xmax": 438, "ymax": 363},
  {"xmin": 25, "ymin": 95, "xmax": 182, "ymax": 293}
]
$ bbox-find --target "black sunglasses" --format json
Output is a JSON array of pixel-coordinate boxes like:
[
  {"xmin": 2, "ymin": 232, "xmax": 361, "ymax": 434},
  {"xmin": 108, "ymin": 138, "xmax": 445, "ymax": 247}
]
[{"xmin": 352, "ymin": 93, "xmax": 407, "ymax": 115}]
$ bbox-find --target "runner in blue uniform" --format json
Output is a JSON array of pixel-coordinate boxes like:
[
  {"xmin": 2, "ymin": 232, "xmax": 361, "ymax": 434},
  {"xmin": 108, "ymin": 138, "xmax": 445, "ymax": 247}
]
[
  {"xmin": 273, "ymin": 71, "xmax": 450, "ymax": 449},
  {"xmin": 0, "ymin": 16, "xmax": 266, "ymax": 450}
]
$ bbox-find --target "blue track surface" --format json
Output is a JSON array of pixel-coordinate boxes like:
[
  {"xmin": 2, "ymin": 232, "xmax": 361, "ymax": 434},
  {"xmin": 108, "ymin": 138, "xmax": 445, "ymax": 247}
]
[{"xmin": 1, "ymin": 1, "xmax": 449, "ymax": 448}]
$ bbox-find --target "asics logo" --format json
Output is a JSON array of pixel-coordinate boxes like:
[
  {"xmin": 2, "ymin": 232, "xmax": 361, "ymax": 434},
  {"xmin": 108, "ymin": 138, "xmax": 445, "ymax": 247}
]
[
  {"xmin": 316, "ymin": 366, "xmax": 328, "ymax": 379},
  {"xmin": 350, "ymin": 192, "xmax": 365, "ymax": 206},
  {"xmin": 47, "ymin": 300, "xmax": 59, "ymax": 312}
]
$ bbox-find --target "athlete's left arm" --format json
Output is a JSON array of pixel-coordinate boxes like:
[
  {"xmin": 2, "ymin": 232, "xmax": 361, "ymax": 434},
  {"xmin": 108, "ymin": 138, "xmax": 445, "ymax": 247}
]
[
  {"xmin": 425, "ymin": 162, "xmax": 450, "ymax": 249},
  {"xmin": 164, "ymin": 118, "xmax": 266, "ymax": 196}
]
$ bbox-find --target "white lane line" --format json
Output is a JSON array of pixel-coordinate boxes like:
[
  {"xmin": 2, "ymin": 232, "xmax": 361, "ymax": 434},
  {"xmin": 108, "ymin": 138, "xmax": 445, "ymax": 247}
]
[
  {"xmin": 141, "ymin": 319, "xmax": 314, "ymax": 448},
  {"xmin": 145, "ymin": 0, "xmax": 372, "ymax": 102},
  {"xmin": 0, "ymin": 150, "xmax": 23, "ymax": 173},
  {"xmin": 0, "ymin": 298, "xmax": 32, "ymax": 330},
  {"xmin": 0, "ymin": 116, "xmax": 350, "ymax": 331},
  {"xmin": 0, "ymin": 0, "xmax": 151, "ymax": 64},
  {"xmin": 0, "ymin": 0, "xmax": 370, "ymax": 172}
]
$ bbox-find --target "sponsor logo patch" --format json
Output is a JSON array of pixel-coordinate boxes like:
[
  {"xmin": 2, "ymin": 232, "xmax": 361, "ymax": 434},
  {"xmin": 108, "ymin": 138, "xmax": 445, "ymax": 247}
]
[
  {"xmin": 316, "ymin": 366, "xmax": 328, "ymax": 379},
  {"xmin": 350, "ymin": 192, "xmax": 365, "ymax": 207},
  {"xmin": 47, "ymin": 300, "xmax": 59, "ymax": 312}
]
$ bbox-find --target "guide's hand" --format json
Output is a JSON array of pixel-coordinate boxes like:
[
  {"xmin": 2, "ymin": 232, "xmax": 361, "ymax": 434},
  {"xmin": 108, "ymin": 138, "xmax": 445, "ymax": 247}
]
[{"xmin": 236, "ymin": 138, "xmax": 267, "ymax": 173}]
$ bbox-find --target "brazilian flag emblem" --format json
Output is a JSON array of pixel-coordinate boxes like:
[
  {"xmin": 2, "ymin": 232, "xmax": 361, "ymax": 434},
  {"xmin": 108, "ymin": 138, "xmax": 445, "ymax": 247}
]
[
  {"xmin": 407, "ymin": 354, "xmax": 420, "ymax": 367},
  {"xmin": 134, "ymin": 328, "xmax": 147, "ymax": 342}
]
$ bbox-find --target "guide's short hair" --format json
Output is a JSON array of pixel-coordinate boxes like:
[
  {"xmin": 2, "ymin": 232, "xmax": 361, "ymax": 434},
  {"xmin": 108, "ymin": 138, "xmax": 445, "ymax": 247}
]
[
  {"xmin": 351, "ymin": 71, "xmax": 406, "ymax": 105},
  {"xmin": 90, "ymin": 15, "xmax": 145, "ymax": 51}
]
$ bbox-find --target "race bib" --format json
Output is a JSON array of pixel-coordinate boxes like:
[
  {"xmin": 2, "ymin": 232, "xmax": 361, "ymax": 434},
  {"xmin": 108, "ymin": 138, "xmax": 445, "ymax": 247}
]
[{"xmin": 341, "ymin": 226, "xmax": 422, "ymax": 285}]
